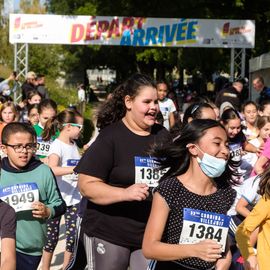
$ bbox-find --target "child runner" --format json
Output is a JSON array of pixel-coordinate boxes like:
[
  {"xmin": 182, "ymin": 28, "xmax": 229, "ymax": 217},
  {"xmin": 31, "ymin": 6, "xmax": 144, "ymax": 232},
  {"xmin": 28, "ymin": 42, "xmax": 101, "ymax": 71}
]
[
  {"xmin": 220, "ymin": 108, "xmax": 259, "ymax": 179},
  {"xmin": 242, "ymin": 116, "xmax": 270, "ymax": 178},
  {"xmin": 241, "ymin": 101, "xmax": 259, "ymax": 141},
  {"xmin": 0, "ymin": 101, "xmax": 17, "ymax": 142},
  {"xmin": 258, "ymin": 99, "xmax": 270, "ymax": 116},
  {"xmin": 251, "ymin": 116, "xmax": 270, "ymax": 176},
  {"xmin": 236, "ymin": 167, "xmax": 270, "ymax": 270},
  {"xmin": 33, "ymin": 99, "xmax": 58, "ymax": 162},
  {"xmin": 41, "ymin": 109, "xmax": 83, "ymax": 270},
  {"xmin": 27, "ymin": 104, "xmax": 39, "ymax": 126},
  {"xmin": 0, "ymin": 122, "xmax": 66, "ymax": 270},
  {"xmin": 157, "ymin": 81, "xmax": 176, "ymax": 130},
  {"xmin": 143, "ymin": 119, "xmax": 237, "ymax": 270},
  {"xmin": 0, "ymin": 199, "xmax": 16, "ymax": 270}
]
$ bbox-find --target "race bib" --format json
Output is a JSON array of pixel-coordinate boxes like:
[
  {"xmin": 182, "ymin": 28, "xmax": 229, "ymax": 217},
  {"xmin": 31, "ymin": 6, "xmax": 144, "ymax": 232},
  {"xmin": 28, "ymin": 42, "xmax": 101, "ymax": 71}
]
[
  {"xmin": 62, "ymin": 159, "xmax": 80, "ymax": 181},
  {"xmin": 179, "ymin": 208, "xmax": 231, "ymax": 251},
  {"xmin": 36, "ymin": 136, "xmax": 52, "ymax": 156},
  {"xmin": 135, "ymin": 156, "xmax": 168, "ymax": 187},
  {"xmin": 229, "ymin": 143, "xmax": 242, "ymax": 162},
  {"xmin": 0, "ymin": 183, "xmax": 39, "ymax": 212}
]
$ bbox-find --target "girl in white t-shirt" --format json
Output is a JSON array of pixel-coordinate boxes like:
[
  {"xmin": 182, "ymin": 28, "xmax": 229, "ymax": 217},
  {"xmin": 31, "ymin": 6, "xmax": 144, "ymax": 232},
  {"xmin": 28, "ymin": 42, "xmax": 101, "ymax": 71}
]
[{"xmin": 41, "ymin": 109, "xmax": 83, "ymax": 270}]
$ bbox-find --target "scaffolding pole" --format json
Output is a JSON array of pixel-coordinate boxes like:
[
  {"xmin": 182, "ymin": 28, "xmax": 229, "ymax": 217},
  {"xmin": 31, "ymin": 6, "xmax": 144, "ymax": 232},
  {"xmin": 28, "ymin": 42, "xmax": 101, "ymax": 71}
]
[{"xmin": 13, "ymin": 43, "xmax": 29, "ymax": 101}]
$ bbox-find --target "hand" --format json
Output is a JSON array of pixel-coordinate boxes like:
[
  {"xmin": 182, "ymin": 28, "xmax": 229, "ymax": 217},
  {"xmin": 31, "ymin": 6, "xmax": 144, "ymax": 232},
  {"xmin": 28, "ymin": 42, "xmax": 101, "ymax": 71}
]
[
  {"xmin": 193, "ymin": 239, "xmax": 222, "ymax": 262},
  {"xmin": 123, "ymin": 183, "xmax": 149, "ymax": 201},
  {"xmin": 244, "ymin": 255, "xmax": 258, "ymax": 270},
  {"xmin": 32, "ymin": 202, "xmax": 50, "ymax": 219}
]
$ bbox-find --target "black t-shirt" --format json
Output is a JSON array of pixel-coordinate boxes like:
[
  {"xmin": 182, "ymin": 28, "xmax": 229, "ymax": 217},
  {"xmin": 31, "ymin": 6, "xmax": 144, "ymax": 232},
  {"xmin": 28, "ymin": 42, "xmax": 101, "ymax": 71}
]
[
  {"xmin": 0, "ymin": 199, "xmax": 16, "ymax": 239},
  {"xmin": 75, "ymin": 120, "xmax": 170, "ymax": 248},
  {"xmin": 154, "ymin": 177, "xmax": 236, "ymax": 270}
]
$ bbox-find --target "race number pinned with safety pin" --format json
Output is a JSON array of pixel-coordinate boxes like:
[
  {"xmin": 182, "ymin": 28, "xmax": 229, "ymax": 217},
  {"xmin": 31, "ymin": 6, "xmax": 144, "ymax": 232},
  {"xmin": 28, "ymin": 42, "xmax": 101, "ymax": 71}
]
[
  {"xmin": 0, "ymin": 183, "xmax": 39, "ymax": 212},
  {"xmin": 134, "ymin": 156, "xmax": 168, "ymax": 187},
  {"xmin": 179, "ymin": 208, "xmax": 231, "ymax": 252},
  {"xmin": 62, "ymin": 159, "xmax": 80, "ymax": 182},
  {"xmin": 36, "ymin": 136, "xmax": 52, "ymax": 156}
]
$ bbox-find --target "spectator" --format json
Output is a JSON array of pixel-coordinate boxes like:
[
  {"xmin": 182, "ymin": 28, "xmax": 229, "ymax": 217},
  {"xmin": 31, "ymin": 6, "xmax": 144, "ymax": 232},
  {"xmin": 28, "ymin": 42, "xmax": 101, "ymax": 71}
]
[
  {"xmin": 253, "ymin": 76, "xmax": 270, "ymax": 104},
  {"xmin": 21, "ymin": 71, "xmax": 37, "ymax": 100},
  {"xmin": 215, "ymin": 80, "xmax": 243, "ymax": 111},
  {"xmin": 77, "ymin": 84, "xmax": 86, "ymax": 115},
  {"xmin": 36, "ymin": 74, "xmax": 49, "ymax": 99}
]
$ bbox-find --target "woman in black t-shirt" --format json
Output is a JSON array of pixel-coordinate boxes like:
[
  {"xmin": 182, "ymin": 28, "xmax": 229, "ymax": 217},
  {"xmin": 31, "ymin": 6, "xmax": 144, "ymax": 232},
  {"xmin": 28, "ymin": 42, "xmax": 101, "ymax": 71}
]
[
  {"xmin": 143, "ymin": 119, "xmax": 238, "ymax": 270},
  {"xmin": 76, "ymin": 74, "xmax": 170, "ymax": 270},
  {"xmin": 0, "ymin": 199, "xmax": 16, "ymax": 270}
]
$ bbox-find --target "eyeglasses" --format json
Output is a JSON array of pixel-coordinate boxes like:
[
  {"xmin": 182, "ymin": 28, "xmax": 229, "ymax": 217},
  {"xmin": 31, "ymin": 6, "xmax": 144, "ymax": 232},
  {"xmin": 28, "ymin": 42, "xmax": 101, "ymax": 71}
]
[
  {"xmin": 4, "ymin": 143, "xmax": 37, "ymax": 153},
  {"xmin": 63, "ymin": 123, "xmax": 83, "ymax": 130}
]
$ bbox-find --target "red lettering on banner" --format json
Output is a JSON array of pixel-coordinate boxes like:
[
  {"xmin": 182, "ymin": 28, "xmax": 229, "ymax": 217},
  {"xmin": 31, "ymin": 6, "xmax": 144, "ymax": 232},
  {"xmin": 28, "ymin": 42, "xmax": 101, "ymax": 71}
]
[
  {"xmin": 136, "ymin": 17, "xmax": 145, "ymax": 29},
  {"xmin": 121, "ymin": 17, "xmax": 135, "ymax": 34},
  {"xmin": 96, "ymin": 20, "xmax": 110, "ymax": 39},
  {"xmin": 70, "ymin": 24, "xmax": 85, "ymax": 42},
  {"xmin": 85, "ymin": 21, "xmax": 97, "ymax": 41},
  {"xmin": 108, "ymin": 18, "xmax": 120, "ymax": 38}
]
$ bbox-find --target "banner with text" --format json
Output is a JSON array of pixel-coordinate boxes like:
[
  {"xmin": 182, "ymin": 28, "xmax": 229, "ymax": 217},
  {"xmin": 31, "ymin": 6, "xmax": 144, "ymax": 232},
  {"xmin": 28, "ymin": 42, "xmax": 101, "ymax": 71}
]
[{"xmin": 9, "ymin": 14, "xmax": 255, "ymax": 48}]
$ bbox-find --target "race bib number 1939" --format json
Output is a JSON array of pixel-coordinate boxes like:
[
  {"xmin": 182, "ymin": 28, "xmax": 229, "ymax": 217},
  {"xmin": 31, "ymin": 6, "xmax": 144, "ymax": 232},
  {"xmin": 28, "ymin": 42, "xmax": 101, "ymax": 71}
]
[
  {"xmin": 179, "ymin": 208, "xmax": 231, "ymax": 252},
  {"xmin": 0, "ymin": 183, "xmax": 39, "ymax": 212},
  {"xmin": 135, "ymin": 156, "xmax": 168, "ymax": 188}
]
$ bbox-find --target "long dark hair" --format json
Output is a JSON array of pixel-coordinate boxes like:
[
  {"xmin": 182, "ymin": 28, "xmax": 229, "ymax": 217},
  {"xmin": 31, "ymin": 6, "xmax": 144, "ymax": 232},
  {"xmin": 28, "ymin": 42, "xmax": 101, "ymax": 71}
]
[
  {"xmin": 96, "ymin": 73, "xmax": 156, "ymax": 130},
  {"xmin": 182, "ymin": 102, "xmax": 214, "ymax": 127},
  {"xmin": 150, "ymin": 119, "xmax": 239, "ymax": 186}
]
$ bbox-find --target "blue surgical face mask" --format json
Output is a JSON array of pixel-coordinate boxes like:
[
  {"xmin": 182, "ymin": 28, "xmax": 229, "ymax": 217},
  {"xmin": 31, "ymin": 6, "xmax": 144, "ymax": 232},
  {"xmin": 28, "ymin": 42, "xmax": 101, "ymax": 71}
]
[{"xmin": 195, "ymin": 146, "xmax": 227, "ymax": 178}]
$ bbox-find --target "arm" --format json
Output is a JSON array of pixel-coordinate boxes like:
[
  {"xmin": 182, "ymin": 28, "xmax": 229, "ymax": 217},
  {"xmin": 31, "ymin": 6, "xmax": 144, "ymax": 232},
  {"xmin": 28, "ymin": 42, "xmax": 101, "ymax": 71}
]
[
  {"xmin": 78, "ymin": 173, "xmax": 149, "ymax": 205},
  {"xmin": 0, "ymin": 238, "xmax": 16, "ymax": 270},
  {"xmin": 48, "ymin": 153, "xmax": 75, "ymax": 176},
  {"xmin": 42, "ymin": 168, "xmax": 66, "ymax": 218},
  {"xmin": 253, "ymin": 155, "xmax": 269, "ymax": 175},
  {"xmin": 236, "ymin": 197, "xmax": 269, "ymax": 261},
  {"xmin": 169, "ymin": 112, "xmax": 175, "ymax": 129},
  {"xmin": 215, "ymin": 250, "xmax": 232, "ymax": 270},
  {"xmin": 236, "ymin": 197, "xmax": 251, "ymax": 217},
  {"xmin": 243, "ymin": 142, "xmax": 258, "ymax": 153},
  {"xmin": 142, "ymin": 192, "xmax": 222, "ymax": 262}
]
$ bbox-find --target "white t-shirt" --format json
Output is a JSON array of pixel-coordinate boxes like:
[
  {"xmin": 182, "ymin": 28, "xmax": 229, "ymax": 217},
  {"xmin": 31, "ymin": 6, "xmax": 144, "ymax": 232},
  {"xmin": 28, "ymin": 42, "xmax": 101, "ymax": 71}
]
[
  {"xmin": 48, "ymin": 139, "xmax": 81, "ymax": 206},
  {"xmin": 158, "ymin": 97, "xmax": 176, "ymax": 130},
  {"xmin": 78, "ymin": 88, "xmax": 86, "ymax": 102},
  {"xmin": 240, "ymin": 175, "xmax": 260, "ymax": 205}
]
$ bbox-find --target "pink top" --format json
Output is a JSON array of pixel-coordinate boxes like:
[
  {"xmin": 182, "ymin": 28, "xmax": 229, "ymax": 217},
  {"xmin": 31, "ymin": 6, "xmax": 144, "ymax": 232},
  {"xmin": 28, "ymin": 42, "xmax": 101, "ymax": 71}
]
[{"xmin": 251, "ymin": 138, "xmax": 270, "ymax": 176}]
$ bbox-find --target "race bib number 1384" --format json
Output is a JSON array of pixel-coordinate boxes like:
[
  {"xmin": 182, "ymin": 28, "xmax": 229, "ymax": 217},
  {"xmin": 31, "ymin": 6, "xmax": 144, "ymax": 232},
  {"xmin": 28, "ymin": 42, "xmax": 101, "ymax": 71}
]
[{"xmin": 179, "ymin": 208, "xmax": 231, "ymax": 252}]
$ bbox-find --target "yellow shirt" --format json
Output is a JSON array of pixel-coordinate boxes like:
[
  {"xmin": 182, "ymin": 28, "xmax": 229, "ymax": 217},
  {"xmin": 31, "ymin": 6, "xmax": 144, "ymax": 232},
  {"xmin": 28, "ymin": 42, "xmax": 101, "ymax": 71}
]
[{"xmin": 236, "ymin": 196, "xmax": 270, "ymax": 270}]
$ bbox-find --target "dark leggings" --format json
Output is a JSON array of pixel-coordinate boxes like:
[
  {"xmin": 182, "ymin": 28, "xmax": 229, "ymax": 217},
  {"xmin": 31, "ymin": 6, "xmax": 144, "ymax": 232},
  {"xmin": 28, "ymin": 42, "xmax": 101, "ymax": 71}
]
[{"xmin": 44, "ymin": 204, "xmax": 79, "ymax": 253}]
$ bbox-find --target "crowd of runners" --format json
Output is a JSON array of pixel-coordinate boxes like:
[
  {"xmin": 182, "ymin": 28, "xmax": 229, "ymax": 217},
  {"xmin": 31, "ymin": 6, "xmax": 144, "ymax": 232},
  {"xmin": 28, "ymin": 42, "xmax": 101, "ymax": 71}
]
[{"xmin": 0, "ymin": 71, "xmax": 269, "ymax": 270}]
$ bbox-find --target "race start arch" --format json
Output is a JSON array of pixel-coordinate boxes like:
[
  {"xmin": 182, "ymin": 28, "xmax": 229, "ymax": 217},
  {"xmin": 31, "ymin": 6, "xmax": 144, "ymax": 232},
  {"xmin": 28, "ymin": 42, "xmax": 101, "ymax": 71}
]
[{"xmin": 9, "ymin": 14, "xmax": 255, "ymax": 82}]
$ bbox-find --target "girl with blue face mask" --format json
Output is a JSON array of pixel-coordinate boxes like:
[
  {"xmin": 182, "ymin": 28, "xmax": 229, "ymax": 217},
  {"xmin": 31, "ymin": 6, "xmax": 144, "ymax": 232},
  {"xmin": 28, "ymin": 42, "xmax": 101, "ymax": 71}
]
[{"xmin": 143, "ymin": 119, "xmax": 239, "ymax": 270}]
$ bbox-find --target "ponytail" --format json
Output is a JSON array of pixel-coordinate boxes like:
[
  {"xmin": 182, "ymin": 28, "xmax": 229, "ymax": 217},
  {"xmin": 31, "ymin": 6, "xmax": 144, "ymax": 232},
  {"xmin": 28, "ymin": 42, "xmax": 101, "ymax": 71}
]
[{"xmin": 42, "ymin": 116, "xmax": 58, "ymax": 141}]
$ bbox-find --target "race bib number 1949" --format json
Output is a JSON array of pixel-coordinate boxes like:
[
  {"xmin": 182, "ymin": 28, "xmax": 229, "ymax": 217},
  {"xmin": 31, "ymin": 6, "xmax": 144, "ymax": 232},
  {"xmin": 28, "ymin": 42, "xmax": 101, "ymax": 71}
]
[
  {"xmin": 179, "ymin": 208, "xmax": 231, "ymax": 252},
  {"xmin": 0, "ymin": 183, "xmax": 39, "ymax": 212}
]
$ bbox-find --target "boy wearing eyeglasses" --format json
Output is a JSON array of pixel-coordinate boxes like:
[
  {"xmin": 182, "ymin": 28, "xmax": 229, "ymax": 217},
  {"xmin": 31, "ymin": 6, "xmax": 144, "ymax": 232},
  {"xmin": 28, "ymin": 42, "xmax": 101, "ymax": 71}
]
[{"xmin": 0, "ymin": 122, "xmax": 66, "ymax": 270}]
